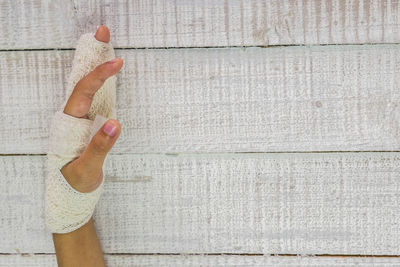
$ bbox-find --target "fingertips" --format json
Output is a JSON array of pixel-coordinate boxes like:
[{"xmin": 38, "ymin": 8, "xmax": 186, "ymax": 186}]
[
  {"xmin": 64, "ymin": 25, "xmax": 122, "ymax": 118},
  {"xmin": 103, "ymin": 57, "xmax": 124, "ymax": 76},
  {"xmin": 102, "ymin": 119, "xmax": 121, "ymax": 138},
  {"xmin": 90, "ymin": 119, "xmax": 121, "ymax": 156},
  {"xmin": 94, "ymin": 25, "xmax": 110, "ymax": 43},
  {"xmin": 85, "ymin": 58, "xmax": 123, "ymax": 90},
  {"xmin": 93, "ymin": 58, "xmax": 123, "ymax": 81},
  {"xmin": 68, "ymin": 57, "xmax": 123, "ymax": 104}
]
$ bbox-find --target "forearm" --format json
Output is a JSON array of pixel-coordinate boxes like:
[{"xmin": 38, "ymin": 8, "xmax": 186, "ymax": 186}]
[{"xmin": 53, "ymin": 218, "xmax": 105, "ymax": 267}]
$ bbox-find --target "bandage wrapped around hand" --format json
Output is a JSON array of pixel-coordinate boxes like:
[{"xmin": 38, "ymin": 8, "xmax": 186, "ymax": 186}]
[{"xmin": 45, "ymin": 33, "xmax": 116, "ymax": 233}]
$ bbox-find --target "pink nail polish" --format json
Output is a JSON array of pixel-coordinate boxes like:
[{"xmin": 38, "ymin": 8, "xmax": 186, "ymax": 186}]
[
  {"xmin": 107, "ymin": 58, "xmax": 119, "ymax": 64},
  {"xmin": 103, "ymin": 121, "xmax": 117, "ymax": 137}
]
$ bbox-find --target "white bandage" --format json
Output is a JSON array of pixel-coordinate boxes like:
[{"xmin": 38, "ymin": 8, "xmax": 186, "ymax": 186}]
[{"xmin": 45, "ymin": 33, "xmax": 116, "ymax": 233}]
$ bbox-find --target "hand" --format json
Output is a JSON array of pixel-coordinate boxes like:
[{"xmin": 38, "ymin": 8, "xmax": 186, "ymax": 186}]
[
  {"xmin": 50, "ymin": 25, "xmax": 122, "ymax": 267},
  {"xmin": 61, "ymin": 25, "xmax": 123, "ymax": 193}
]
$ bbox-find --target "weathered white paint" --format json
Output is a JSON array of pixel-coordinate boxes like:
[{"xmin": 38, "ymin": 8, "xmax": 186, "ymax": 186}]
[
  {"xmin": 1, "ymin": 153, "xmax": 399, "ymax": 254},
  {"xmin": 2, "ymin": 254, "xmax": 400, "ymax": 267},
  {"xmin": 2, "ymin": 0, "xmax": 400, "ymax": 261},
  {"xmin": 1, "ymin": 45, "xmax": 399, "ymax": 154},
  {"xmin": 1, "ymin": 0, "xmax": 400, "ymax": 49}
]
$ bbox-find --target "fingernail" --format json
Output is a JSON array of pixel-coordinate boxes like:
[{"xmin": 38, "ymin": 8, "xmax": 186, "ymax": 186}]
[
  {"xmin": 103, "ymin": 121, "xmax": 117, "ymax": 137},
  {"xmin": 107, "ymin": 58, "xmax": 119, "ymax": 64}
]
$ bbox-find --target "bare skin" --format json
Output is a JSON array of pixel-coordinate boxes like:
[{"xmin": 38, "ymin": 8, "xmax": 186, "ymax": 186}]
[{"xmin": 52, "ymin": 25, "xmax": 123, "ymax": 267}]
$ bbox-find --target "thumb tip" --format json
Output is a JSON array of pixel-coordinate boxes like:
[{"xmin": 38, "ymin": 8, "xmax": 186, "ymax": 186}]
[{"xmin": 102, "ymin": 119, "xmax": 121, "ymax": 138}]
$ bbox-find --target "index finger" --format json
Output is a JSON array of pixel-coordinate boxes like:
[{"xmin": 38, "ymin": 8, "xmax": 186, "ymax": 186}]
[{"xmin": 63, "ymin": 57, "xmax": 123, "ymax": 118}]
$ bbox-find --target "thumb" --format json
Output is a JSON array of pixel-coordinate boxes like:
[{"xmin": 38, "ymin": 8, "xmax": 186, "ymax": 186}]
[{"xmin": 75, "ymin": 119, "xmax": 121, "ymax": 190}]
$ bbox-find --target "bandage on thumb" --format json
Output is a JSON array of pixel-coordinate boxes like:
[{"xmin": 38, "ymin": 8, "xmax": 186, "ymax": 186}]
[{"xmin": 45, "ymin": 113, "xmax": 108, "ymax": 233}]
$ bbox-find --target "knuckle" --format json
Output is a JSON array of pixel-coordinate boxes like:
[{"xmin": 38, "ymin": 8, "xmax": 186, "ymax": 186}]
[
  {"xmin": 74, "ymin": 79, "xmax": 92, "ymax": 97},
  {"xmin": 74, "ymin": 97, "xmax": 90, "ymax": 114},
  {"xmin": 73, "ymin": 163, "xmax": 89, "ymax": 179},
  {"xmin": 69, "ymin": 161, "xmax": 103, "ymax": 192},
  {"xmin": 92, "ymin": 136, "xmax": 109, "ymax": 153}
]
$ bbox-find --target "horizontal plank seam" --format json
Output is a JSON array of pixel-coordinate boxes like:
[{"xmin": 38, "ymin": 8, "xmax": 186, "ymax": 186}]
[
  {"xmin": 2, "ymin": 253, "xmax": 400, "ymax": 258},
  {"xmin": 1, "ymin": 43, "xmax": 400, "ymax": 52},
  {"xmin": 1, "ymin": 151, "xmax": 400, "ymax": 157}
]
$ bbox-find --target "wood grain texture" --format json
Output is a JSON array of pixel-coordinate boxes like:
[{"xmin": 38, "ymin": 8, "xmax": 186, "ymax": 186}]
[
  {"xmin": 1, "ymin": 0, "xmax": 400, "ymax": 49},
  {"xmin": 1, "ymin": 45, "xmax": 400, "ymax": 153},
  {"xmin": 2, "ymin": 254, "xmax": 400, "ymax": 267},
  {"xmin": 1, "ymin": 153, "xmax": 399, "ymax": 254}
]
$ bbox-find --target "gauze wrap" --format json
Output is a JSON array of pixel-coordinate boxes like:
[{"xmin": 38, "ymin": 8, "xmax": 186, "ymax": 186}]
[{"xmin": 45, "ymin": 33, "xmax": 116, "ymax": 233}]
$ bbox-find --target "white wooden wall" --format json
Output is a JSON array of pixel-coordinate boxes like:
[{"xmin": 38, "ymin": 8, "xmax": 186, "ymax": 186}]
[{"xmin": 1, "ymin": 0, "xmax": 400, "ymax": 266}]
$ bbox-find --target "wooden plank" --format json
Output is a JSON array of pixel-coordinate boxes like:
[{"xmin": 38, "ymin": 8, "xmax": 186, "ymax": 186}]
[
  {"xmin": 1, "ymin": 0, "xmax": 400, "ymax": 49},
  {"xmin": 1, "ymin": 153, "xmax": 399, "ymax": 254},
  {"xmin": 1, "ymin": 45, "xmax": 400, "ymax": 154},
  {"xmin": 2, "ymin": 254, "xmax": 400, "ymax": 267}
]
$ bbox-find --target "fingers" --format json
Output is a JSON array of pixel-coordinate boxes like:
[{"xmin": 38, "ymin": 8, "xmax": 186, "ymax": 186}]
[
  {"xmin": 63, "ymin": 58, "xmax": 123, "ymax": 118},
  {"xmin": 94, "ymin": 25, "xmax": 110, "ymax": 42},
  {"xmin": 61, "ymin": 119, "xmax": 121, "ymax": 192},
  {"xmin": 59, "ymin": 26, "xmax": 123, "ymax": 193},
  {"xmin": 63, "ymin": 25, "xmax": 123, "ymax": 118}
]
